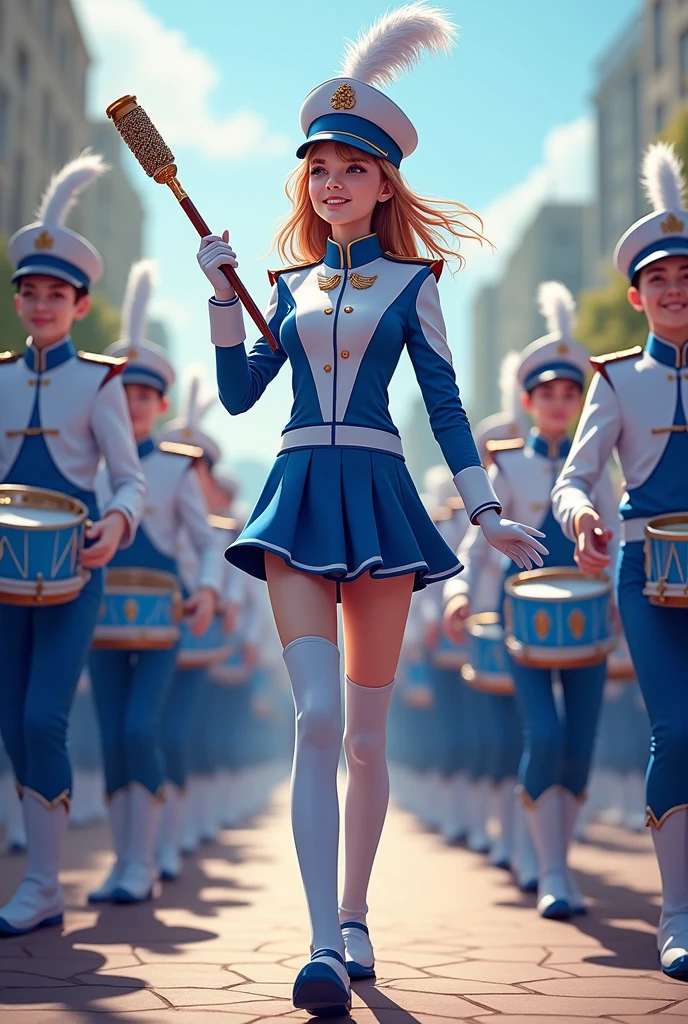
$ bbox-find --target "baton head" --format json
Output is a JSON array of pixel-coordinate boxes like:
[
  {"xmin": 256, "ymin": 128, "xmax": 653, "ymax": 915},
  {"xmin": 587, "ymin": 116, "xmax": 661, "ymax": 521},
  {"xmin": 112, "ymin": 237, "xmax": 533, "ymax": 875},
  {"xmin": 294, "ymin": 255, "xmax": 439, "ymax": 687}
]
[{"xmin": 106, "ymin": 95, "xmax": 176, "ymax": 180}]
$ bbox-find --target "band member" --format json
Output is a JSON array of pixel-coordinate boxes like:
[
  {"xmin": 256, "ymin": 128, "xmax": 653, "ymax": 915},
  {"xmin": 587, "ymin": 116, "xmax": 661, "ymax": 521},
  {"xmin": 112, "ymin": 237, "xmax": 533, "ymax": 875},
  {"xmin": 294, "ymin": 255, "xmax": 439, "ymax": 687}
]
[
  {"xmin": 196, "ymin": 5, "xmax": 544, "ymax": 1014},
  {"xmin": 553, "ymin": 142, "xmax": 688, "ymax": 980},
  {"xmin": 0, "ymin": 154, "xmax": 146, "ymax": 935},
  {"xmin": 88, "ymin": 264, "xmax": 220, "ymax": 903},
  {"xmin": 446, "ymin": 283, "xmax": 618, "ymax": 920}
]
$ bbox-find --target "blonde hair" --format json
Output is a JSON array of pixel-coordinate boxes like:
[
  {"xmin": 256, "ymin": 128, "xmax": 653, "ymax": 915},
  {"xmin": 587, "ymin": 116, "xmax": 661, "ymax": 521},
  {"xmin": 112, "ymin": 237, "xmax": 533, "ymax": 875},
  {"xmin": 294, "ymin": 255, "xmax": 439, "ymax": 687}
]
[{"xmin": 272, "ymin": 143, "xmax": 490, "ymax": 270}]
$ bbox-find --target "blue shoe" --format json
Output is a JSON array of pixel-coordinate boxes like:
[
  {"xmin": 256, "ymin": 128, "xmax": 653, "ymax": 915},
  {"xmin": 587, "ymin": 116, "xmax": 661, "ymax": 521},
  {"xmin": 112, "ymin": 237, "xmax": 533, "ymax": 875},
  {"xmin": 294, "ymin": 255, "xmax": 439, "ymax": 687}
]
[
  {"xmin": 341, "ymin": 921, "xmax": 375, "ymax": 979},
  {"xmin": 292, "ymin": 948, "xmax": 351, "ymax": 1017},
  {"xmin": 0, "ymin": 912, "xmax": 63, "ymax": 937},
  {"xmin": 661, "ymin": 953, "xmax": 688, "ymax": 981},
  {"xmin": 111, "ymin": 885, "xmax": 154, "ymax": 904},
  {"xmin": 538, "ymin": 896, "xmax": 572, "ymax": 920}
]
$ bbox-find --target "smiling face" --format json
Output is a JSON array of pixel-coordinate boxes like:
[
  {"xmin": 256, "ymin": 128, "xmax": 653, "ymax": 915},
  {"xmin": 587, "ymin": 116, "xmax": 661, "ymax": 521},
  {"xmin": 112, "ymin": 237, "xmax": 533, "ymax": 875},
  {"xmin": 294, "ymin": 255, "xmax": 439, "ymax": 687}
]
[
  {"xmin": 14, "ymin": 275, "xmax": 90, "ymax": 348},
  {"xmin": 307, "ymin": 142, "xmax": 394, "ymax": 243},
  {"xmin": 521, "ymin": 378, "xmax": 584, "ymax": 437},
  {"xmin": 124, "ymin": 383, "xmax": 168, "ymax": 441},
  {"xmin": 629, "ymin": 255, "xmax": 688, "ymax": 342}
]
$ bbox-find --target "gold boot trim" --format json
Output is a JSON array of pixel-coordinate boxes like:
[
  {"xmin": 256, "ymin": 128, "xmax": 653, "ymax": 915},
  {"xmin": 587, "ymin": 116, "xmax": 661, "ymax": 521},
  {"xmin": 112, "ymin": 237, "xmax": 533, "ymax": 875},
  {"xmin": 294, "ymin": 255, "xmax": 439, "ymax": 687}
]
[
  {"xmin": 130, "ymin": 780, "xmax": 166, "ymax": 803},
  {"xmin": 645, "ymin": 803, "xmax": 688, "ymax": 829},
  {"xmin": 520, "ymin": 784, "xmax": 583, "ymax": 809},
  {"xmin": 23, "ymin": 787, "xmax": 70, "ymax": 812}
]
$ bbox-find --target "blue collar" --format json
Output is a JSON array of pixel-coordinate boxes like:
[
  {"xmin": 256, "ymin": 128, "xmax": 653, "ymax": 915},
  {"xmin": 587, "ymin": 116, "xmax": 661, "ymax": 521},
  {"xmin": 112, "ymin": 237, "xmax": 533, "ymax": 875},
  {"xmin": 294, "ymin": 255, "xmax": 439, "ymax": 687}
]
[
  {"xmin": 325, "ymin": 233, "xmax": 383, "ymax": 270},
  {"xmin": 137, "ymin": 437, "xmax": 156, "ymax": 459},
  {"xmin": 527, "ymin": 430, "xmax": 572, "ymax": 461},
  {"xmin": 646, "ymin": 332, "xmax": 688, "ymax": 369},
  {"xmin": 24, "ymin": 336, "xmax": 75, "ymax": 373}
]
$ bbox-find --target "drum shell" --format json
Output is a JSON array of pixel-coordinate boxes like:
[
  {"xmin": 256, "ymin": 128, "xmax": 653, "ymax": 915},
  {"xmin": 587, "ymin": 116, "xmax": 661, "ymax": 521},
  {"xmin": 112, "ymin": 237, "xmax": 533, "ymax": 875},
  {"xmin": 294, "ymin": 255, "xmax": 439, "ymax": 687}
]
[
  {"xmin": 504, "ymin": 566, "xmax": 616, "ymax": 669},
  {"xmin": 0, "ymin": 485, "xmax": 90, "ymax": 606},
  {"xmin": 209, "ymin": 632, "xmax": 250, "ymax": 686},
  {"xmin": 644, "ymin": 514, "xmax": 688, "ymax": 607},
  {"xmin": 178, "ymin": 614, "xmax": 231, "ymax": 669},
  {"xmin": 92, "ymin": 567, "xmax": 182, "ymax": 650},
  {"xmin": 432, "ymin": 631, "xmax": 468, "ymax": 669},
  {"xmin": 461, "ymin": 613, "xmax": 513, "ymax": 695}
]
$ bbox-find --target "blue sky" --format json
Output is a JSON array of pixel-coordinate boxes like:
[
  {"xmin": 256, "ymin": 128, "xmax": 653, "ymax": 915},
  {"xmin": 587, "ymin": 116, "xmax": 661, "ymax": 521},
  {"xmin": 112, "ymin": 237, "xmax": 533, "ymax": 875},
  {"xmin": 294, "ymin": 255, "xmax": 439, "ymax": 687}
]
[{"xmin": 74, "ymin": 0, "xmax": 638, "ymax": 480}]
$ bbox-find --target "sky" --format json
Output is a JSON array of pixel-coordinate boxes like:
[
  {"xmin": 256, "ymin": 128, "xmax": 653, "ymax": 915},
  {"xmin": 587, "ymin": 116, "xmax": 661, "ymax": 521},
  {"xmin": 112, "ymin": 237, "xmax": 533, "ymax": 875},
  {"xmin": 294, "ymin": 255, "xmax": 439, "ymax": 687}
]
[{"xmin": 73, "ymin": 0, "xmax": 639, "ymax": 480}]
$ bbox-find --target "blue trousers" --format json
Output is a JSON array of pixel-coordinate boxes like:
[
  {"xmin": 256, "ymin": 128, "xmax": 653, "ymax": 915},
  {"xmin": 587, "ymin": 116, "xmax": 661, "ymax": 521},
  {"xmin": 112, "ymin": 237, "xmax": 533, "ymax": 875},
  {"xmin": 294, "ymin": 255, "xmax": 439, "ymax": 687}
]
[
  {"xmin": 69, "ymin": 688, "xmax": 104, "ymax": 772},
  {"xmin": 617, "ymin": 541, "xmax": 688, "ymax": 825},
  {"xmin": 0, "ymin": 570, "xmax": 103, "ymax": 804},
  {"xmin": 89, "ymin": 644, "xmax": 178, "ymax": 797},
  {"xmin": 511, "ymin": 657, "xmax": 606, "ymax": 801},
  {"xmin": 487, "ymin": 692, "xmax": 523, "ymax": 784},
  {"xmin": 161, "ymin": 667, "xmax": 206, "ymax": 788}
]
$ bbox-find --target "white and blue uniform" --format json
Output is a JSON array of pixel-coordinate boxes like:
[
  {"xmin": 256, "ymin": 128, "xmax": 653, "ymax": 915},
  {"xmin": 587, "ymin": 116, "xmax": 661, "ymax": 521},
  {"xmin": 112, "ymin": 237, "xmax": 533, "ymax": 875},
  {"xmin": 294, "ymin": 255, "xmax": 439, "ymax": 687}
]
[{"xmin": 209, "ymin": 233, "xmax": 500, "ymax": 588}]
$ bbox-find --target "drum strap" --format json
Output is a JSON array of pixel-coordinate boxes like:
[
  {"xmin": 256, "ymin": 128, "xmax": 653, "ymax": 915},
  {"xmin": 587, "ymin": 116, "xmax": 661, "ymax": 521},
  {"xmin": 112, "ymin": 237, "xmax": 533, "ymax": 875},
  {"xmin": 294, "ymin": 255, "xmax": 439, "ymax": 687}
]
[{"xmin": 5, "ymin": 428, "xmax": 59, "ymax": 437}]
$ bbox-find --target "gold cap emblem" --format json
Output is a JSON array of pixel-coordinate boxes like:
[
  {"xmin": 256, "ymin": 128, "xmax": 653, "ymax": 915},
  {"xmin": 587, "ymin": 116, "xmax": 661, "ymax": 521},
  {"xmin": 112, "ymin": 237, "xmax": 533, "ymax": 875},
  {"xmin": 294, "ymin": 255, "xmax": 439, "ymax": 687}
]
[
  {"xmin": 182, "ymin": 427, "xmax": 193, "ymax": 440},
  {"xmin": 128, "ymin": 347, "xmax": 138, "ymax": 359},
  {"xmin": 557, "ymin": 343, "xmax": 569, "ymax": 355},
  {"xmin": 331, "ymin": 83, "xmax": 356, "ymax": 111},
  {"xmin": 34, "ymin": 229, "xmax": 55, "ymax": 250},
  {"xmin": 661, "ymin": 212, "xmax": 685, "ymax": 234}
]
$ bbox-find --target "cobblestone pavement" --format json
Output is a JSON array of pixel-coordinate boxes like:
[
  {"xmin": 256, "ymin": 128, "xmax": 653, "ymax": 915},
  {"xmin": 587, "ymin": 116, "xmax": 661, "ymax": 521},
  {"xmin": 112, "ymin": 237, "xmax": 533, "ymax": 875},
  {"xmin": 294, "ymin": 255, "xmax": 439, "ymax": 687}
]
[{"xmin": 0, "ymin": 782, "xmax": 685, "ymax": 1022}]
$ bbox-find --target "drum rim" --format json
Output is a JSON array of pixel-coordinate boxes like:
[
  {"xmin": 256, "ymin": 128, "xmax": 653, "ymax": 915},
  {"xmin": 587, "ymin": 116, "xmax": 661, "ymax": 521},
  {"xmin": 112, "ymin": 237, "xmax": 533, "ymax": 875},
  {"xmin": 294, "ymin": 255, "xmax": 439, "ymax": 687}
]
[
  {"xmin": 104, "ymin": 566, "xmax": 181, "ymax": 593},
  {"xmin": 0, "ymin": 484, "xmax": 89, "ymax": 528},
  {"xmin": 645, "ymin": 511, "xmax": 688, "ymax": 541},
  {"xmin": 465, "ymin": 611, "xmax": 502, "ymax": 634},
  {"xmin": 504, "ymin": 565, "xmax": 612, "ymax": 602},
  {"xmin": 461, "ymin": 662, "xmax": 514, "ymax": 694}
]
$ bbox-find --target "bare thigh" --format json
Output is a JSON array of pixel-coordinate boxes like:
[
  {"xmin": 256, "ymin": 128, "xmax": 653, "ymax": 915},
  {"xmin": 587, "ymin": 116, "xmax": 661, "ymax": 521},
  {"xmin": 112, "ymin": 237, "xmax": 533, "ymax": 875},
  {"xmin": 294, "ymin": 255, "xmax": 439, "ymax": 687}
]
[
  {"xmin": 341, "ymin": 572, "xmax": 414, "ymax": 688},
  {"xmin": 264, "ymin": 553, "xmax": 338, "ymax": 647}
]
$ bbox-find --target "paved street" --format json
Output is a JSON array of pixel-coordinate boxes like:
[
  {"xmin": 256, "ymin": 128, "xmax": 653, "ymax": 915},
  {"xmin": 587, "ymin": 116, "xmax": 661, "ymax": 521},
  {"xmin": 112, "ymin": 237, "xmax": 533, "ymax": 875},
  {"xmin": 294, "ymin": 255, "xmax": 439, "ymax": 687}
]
[{"xmin": 0, "ymin": 782, "xmax": 685, "ymax": 1023}]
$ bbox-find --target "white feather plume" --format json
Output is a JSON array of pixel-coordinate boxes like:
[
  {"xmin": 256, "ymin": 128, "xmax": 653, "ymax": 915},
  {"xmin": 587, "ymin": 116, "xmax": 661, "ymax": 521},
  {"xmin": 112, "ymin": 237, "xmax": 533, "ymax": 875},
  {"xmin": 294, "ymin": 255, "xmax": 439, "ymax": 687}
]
[
  {"xmin": 537, "ymin": 281, "xmax": 576, "ymax": 339},
  {"xmin": 37, "ymin": 150, "xmax": 109, "ymax": 226},
  {"xmin": 498, "ymin": 351, "xmax": 522, "ymax": 423},
  {"xmin": 121, "ymin": 260, "xmax": 156, "ymax": 347},
  {"xmin": 339, "ymin": 2, "xmax": 457, "ymax": 87},
  {"xmin": 641, "ymin": 142, "xmax": 686, "ymax": 212},
  {"xmin": 182, "ymin": 364, "xmax": 216, "ymax": 428}
]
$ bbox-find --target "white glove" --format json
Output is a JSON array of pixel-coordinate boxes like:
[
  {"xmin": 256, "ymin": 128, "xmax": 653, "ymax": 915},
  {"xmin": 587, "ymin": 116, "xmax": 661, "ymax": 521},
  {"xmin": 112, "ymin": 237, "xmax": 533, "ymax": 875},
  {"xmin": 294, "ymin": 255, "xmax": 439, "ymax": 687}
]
[
  {"xmin": 197, "ymin": 231, "xmax": 238, "ymax": 299},
  {"xmin": 476, "ymin": 509, "xmax": 548, "ymax": 571}
]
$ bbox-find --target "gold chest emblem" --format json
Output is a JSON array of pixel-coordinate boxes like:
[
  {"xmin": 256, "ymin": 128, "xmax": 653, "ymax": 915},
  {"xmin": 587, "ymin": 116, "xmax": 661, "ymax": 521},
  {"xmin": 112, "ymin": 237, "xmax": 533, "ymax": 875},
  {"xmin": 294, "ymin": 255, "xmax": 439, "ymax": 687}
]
[
  {"xmin": 350, "ymin": 272, "xmax": 377, "ymax": 290},
  {"xmin": 34, "ymin": 229, "xmax": 55, "ymax": 250},
  {"xmin": 661, "ymin": 212, "xmax": 685, "ymax": 234},
  {"xmin": 331, "ymin": 83, "xmax": 356, "ymax": 110},
  {"xmin": 317, "ymin": 273, "xmax": 342, "ymax": 292}
]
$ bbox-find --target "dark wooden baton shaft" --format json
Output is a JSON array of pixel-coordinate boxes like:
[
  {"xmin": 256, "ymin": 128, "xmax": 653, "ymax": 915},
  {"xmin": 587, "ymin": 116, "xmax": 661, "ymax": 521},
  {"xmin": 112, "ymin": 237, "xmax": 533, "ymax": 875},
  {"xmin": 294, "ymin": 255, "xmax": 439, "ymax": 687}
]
[{"xmin": 180, "ymin": 196, "xmax": 277, "ymax": 352}]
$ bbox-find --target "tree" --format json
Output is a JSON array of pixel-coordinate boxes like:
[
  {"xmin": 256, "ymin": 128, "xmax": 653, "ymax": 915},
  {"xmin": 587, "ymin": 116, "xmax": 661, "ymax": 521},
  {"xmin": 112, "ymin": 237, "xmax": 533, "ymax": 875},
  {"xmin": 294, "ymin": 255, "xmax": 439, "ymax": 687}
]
[
  {"xmin": 576, "ymin": 104, "xmax": 688, "ymax": 357},
  {"xmin": 0, "ymin": 238, "xmax": 120, "ymax": 354}
]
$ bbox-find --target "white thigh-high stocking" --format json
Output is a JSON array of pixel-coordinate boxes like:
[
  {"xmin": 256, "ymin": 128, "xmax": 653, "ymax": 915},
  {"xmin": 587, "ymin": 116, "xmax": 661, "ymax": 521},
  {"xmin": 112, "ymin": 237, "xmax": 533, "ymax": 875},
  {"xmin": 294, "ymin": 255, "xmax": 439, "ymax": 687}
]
[
  {"xmin": 339, "ymin": 676, "xmax": 395, "ymax": 928},
  {"xmin": 283, "ymin": 636, "xmax": 344, "ymax": 956}
]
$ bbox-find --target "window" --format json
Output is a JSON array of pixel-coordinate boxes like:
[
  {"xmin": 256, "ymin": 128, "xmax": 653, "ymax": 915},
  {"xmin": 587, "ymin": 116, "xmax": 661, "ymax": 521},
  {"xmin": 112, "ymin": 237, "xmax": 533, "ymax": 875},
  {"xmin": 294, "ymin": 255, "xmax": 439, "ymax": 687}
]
[
  {"xmin": 15, "ymin": 46, "xmax": 30, "ymax": 90},
  {"xmin": 656, "ymin": 101, "xmax": 667, "ymax": 132},
  {"xmin": 680, "ymin": 28, "xmax": 688, "ymax": 96},
  {"xmin": 653, "ymin": 1, "xmax": 666, "ymax": 70},
  {"xmin": 0, "ymin": 85, "xmax": 10, "ymax": 158}
]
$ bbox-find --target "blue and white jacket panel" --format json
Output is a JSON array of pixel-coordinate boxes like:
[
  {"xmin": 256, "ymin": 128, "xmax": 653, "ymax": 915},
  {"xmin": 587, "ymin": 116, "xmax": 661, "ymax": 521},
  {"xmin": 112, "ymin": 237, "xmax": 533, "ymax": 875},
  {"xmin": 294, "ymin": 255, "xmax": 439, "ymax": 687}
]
[
  {"xmin": 552, "ymin": 335, "xmax": 688, "ymax": 544},
  {"xmin": 208, "ymin": 234, "xmax": 499, "ymax": 523},
  {"xmin": 97, "ymin": 445, "xmax": 221, "ymax": 594},
  {"xmin": 0, "ymin": 338, "xmax": 146, "ymax": 543},
  {"xmin": 449, "ymin": 438, "xmax": 620, "ymax": 613}
]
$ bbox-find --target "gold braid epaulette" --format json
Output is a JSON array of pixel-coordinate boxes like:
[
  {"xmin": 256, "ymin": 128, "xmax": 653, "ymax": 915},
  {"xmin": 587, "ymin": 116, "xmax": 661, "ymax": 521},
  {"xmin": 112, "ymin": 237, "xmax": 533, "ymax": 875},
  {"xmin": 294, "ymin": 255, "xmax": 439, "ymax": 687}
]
[
  {"xmin": 485, "ymin": 438, "xmax": 525, "ymax": 454},
  {"xmin": 0, "ymin": 351, "xmax": 21, "ymax": 364},
  {"xmin": 590, "ymin": 346, "xmax": 643, "ymax": 383},
  {"xmin": 158, "ymin": 441, "xmax": 203, "ymax": 460},
  {"xmin": 268, "ymin": 261, "xmax": 318, "ymax": 286}
]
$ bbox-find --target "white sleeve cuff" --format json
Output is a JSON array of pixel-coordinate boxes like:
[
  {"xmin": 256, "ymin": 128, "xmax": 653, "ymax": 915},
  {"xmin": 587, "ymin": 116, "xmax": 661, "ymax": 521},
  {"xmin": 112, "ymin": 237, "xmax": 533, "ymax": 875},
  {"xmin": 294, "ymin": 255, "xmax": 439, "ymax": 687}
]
[
  {"xmin": 443, "ymin": 577, "xmax": 468, "ymax": 603},
  {"xmin": 209, "ymin": 296, "xmax": 246, "ymax": 348},
  {"xmin": 453, "ymin": 466, "xmax": 501, "ymax": 524},
  {"xmin": 552, "ymin": 484, "xmax": 592, "ymax": 542}
]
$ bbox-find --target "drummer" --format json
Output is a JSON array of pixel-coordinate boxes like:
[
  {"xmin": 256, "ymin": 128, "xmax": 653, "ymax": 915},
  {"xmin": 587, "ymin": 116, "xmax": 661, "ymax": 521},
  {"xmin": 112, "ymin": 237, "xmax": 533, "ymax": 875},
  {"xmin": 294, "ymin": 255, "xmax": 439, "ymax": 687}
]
[
  {"xmin": 0, "ymin": 155, "xmax": 146, "ymax": 936},
  {"xmin": 445, "ymin": 282, "xmax": 618, "ymax": 921},
  {"xmin": 88, "ymin": 262, "xmax": 220, "ymax": 904},
  {"xmin": 553, "ymin": 142, "xmax": 688, "ymax": 980}
]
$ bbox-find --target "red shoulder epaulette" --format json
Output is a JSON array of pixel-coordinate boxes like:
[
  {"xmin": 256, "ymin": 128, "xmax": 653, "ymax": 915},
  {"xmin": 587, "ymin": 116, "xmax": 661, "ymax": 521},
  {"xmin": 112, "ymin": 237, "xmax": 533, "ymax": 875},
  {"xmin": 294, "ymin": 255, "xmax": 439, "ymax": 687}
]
[
  {"xmin": 384, "ymin": 252, "xmax": 444, "ymax": 281},
  {"xmin": 268, "ymin": 261, "xmax": 318, "ymax": 286},
  {"xmin": 78, "ymin": 350, "xmax": 127, "ymax": 389},
  {"xmin": 590, "ymin": 346, "xmax": 643, "ymax": 384}
]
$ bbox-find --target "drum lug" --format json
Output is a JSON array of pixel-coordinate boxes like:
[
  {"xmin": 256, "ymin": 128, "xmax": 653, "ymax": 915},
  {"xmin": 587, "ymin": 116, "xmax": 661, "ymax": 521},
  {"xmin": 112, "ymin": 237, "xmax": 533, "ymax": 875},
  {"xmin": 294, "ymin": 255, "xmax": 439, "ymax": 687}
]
[{"xmin": 35, "ymin": 573, "xmax": 44, "ymax": 602}]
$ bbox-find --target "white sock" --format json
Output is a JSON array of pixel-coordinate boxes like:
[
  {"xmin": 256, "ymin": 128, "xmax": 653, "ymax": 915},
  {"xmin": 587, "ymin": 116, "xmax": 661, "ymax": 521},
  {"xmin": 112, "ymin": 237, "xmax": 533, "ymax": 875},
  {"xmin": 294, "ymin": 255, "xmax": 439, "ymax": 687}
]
[
  {"xmin": 339, "ymin": 676, "xmax": 395, "ymax": 926},
  {"xmin": 283, "ymin": 636, "xmax": 344, "ymax": 956}
]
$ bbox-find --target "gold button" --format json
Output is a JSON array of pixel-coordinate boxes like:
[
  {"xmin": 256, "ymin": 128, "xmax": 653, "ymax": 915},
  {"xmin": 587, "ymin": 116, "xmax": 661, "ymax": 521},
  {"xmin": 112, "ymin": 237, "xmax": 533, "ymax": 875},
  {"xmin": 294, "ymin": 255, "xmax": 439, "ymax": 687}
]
[
  {"xmin": 344, "ymin": 306, "xmax": 353, "ymax": 313},
  {"xmin": 668, "ymin": 373, "xmax": 676, "ymax": 381},
  {"xmin": 324, "ymin": 364, "xmax": 332, "ymax": 373},
  {"xmin": 341, "ymin": 350, "xmax": 350, "ymax": 359},
  {"xmin": 324, "ymin": 307, "xmax": 333, "ymax": 315}
]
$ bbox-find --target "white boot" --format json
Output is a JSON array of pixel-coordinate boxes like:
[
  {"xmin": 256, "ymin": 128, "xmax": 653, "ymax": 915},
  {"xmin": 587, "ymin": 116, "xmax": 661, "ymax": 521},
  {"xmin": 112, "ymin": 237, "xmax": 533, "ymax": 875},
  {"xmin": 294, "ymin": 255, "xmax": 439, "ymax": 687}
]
[
  {"xmin": 198, "ymin": 775, "xmax": 218, "ymax": 843},
  {"xmin": 526, "ymin": 788, "xmax": 571, "ymax": 919},
  {"xmin": 560, "ymin": 790, "xmax": 587, "ymax": 915},
  {"xmin": 156, "ymin": 783, "xmax": 183, "ymax": 882},
  {"xmin": 179, "ymin": 777, "xmax": 201, "ymax": 854},
  {"xmin": 0, "ymin": 793, "xmax": 66, "ymax": 935},
  {"xmin": 112, "ymin": 787, "xmax": 162, "ymax": 903},
  {"xmin": 653, "ymin": 808, "xmax": 688, "ymax": 980},
  {"xmin": 3, "ymin": 783, "xmax": 27, "ymax": 854},
  {"xmin": 441, "ymin": 773, "xmax": 467, "ymax": 844},
  {"xmin": 489, "ymin": 778, "xmax": 516, "ymax": 869},
  {"xmin": 622, "ymin": 773, "xmax": 647, "ymax": 832},
  {"xmin": 467, "ymin": 778, "xmax": 491, "ymax": 854},
  {"xmin": 513, "ymin": 798, "xmax": 538, "ymax": 892},
  {"xmin": 88, "ymin": 788, "xmax": 130, "ymax": 903}
]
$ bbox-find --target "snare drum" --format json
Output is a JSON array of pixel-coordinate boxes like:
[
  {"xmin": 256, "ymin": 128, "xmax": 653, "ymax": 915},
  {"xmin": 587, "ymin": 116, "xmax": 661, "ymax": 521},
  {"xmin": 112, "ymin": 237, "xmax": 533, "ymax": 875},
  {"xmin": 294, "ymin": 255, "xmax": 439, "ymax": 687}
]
[
  {"xmin": 461, "ymin": 613, "xmax": 513, "ymax": 695},
  {"xmin": 178, "ymin": 614, "xmax": 231, "ymax": 669},
  {"xmin": 92, "ymin": 568, "xmax": 182, "ymax": 649},
  {"xmin": 504, "ymin": 567, "xmax": 616, "ymax": 669},
  {"xmin": 0, "ymin": 484, "xmax": 90, "ymax": 605},
  {"xmin": 644, "ymin": 513, "xmax": 688, "ymax": 606},
  {"xmin": 432, "ymin": 630, "xmax": 468, "ymax": 669}
]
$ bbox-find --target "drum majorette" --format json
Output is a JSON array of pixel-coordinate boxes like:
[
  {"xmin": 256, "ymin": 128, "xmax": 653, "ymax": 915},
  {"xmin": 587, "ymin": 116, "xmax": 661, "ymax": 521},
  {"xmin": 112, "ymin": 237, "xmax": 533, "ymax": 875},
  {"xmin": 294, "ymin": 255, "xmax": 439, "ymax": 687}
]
[
  {"xmin": 87, "ymin": 261, "xmax": 221, "ymax": 905},
  {"xmin": 553, "ymin": 141, "xmax": 688, "ymax": 982},
  {"xmin": 195, "ymin": 4, "xmax": 546, "ymax": 1016},
  {"xmin": 0, "ymin": 154, "xmax": 146, "ymax": 936}
]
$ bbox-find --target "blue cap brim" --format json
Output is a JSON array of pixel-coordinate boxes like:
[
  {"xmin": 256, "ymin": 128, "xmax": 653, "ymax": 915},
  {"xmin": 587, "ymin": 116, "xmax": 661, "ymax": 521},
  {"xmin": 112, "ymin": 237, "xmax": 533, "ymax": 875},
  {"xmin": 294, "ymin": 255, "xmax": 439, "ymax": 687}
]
[
  {"xmin": 524, "ymin": 367, "xmax": 585, "ymax": 391},
  {"xmin": 12, "ymin": 263, "xmax": 86, "ymax": 290},
  {"xmin": 296, "ymin": 131, "xmax": 388, "ymax": 162},
  {"xmin": 633, "ymin": 246, "xmax": 688, "ymax": 276}
]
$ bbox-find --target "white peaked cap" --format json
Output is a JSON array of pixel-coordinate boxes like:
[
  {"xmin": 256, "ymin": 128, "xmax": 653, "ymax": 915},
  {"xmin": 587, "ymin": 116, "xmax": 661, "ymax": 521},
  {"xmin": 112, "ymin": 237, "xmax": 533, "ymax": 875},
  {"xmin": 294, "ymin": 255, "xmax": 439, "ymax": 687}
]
[
  {"xmin": 517, "ymin": 282, "xmax": 589, "ymax": 392},
  {"xmin": 106, "ymin": 260, "xmax": 175, "ymax": 393}
]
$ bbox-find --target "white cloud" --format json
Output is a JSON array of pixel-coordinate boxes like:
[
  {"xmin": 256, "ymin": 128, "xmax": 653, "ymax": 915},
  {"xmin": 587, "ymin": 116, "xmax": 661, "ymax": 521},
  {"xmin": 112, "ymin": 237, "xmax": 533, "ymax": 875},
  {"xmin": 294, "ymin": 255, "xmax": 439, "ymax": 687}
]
[
  {"xmin": 467, "ymin": 117, "xmax": 595, "ymax": 283},
  {"xmin": 73, "ymin": 0, "xmax": 289, "ymax": 160}
]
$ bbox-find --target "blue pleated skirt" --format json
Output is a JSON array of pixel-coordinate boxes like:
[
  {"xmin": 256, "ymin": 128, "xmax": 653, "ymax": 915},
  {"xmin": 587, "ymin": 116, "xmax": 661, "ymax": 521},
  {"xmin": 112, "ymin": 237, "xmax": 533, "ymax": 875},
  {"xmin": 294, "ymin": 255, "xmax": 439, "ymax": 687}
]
[{"xmin": 225, "ymin": 446, "xmax": 462, "ymax": 593}]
